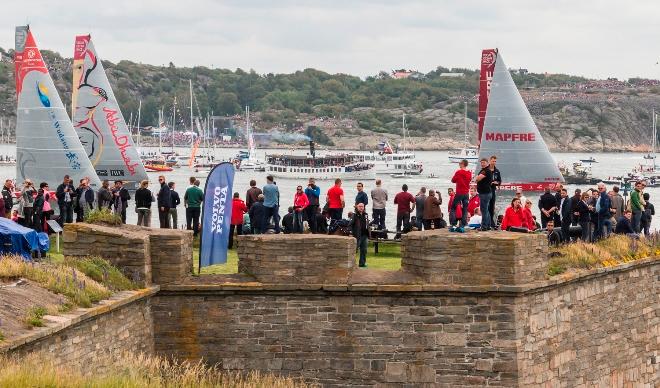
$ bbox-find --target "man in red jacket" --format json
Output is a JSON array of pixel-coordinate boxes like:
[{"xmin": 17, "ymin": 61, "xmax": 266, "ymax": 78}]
[
  {"xmin": 229, "ymin": 192, "xmax": 248, "ymax": 249},
  {"xmin": 450, "ymin": 159, "xmax": 472, "ymax": 232}
]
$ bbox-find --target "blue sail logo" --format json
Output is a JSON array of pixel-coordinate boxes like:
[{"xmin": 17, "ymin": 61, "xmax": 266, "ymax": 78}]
[{"xmin": 36, "ymin": 81, "xmax": 51, "ymax": 107}]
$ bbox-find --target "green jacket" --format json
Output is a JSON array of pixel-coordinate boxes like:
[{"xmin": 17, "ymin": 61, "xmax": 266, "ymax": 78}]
[
  {"xmin": 184, "ymin": 186, "xmax": 204, "ymax": 208},
  {"xmin": 630, "ymin": 190, "xmax": 643, "ymax": 211}
]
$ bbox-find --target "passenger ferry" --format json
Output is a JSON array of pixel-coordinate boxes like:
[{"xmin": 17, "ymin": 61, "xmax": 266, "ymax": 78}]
[
  {"xmin": 355, "ymin": 147, "xmax": 423, "ymax": 175},
  {"xmin": 265, "ymin": 152, "xmax": 374, "ymax": 181}
]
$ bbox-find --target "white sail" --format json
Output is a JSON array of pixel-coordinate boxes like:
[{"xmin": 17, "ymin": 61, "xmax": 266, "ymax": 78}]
[
  {"xmin": 478, "ymin": 51, "xmax": 564, "ymax": 190},
  {"xmin": 14, "ymin": 26, "xmax": 100, "ymax": 187},
  {"xmin": 72, "ymin": 35, "xmax": 148, "ymax": 187}
]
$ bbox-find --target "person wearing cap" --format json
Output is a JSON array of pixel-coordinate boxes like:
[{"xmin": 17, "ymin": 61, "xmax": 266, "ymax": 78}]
[{"xmin": 249, "ymin": 194, "xmax": 266, "ymax": 234}]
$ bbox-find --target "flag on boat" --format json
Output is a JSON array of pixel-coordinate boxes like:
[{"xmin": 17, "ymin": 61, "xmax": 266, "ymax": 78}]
[
  {"xmin": 199, "ymin": 162, "xmax": 235, "ymax": 268},
  {"xmin": 14, "ymin": 26, "xmax": 100, "ymax": 188}
]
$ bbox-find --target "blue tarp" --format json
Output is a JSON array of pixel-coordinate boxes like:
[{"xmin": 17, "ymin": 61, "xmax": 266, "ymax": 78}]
[{"xmin": 0, "ymin": 218, "xmax": 49, "ymax": 258}]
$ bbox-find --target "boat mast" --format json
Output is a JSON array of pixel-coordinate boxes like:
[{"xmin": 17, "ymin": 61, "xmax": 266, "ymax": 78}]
[
  {"xmin": 136, "ymin": 100, "xmax": 142, "ymax": 151},
  {"xmin": 654, "ymin": 108, "xmax": 657, "ymax": 169},
  {"xmin": 158, "ymin": 108, "xmax": 163, "ymax": 153},
  {"xmin": 402, "ymin": 113, "xmax": 406, "ymax": 153},
  {"xmin": 172, "ymin": 96, "xmax": 177, "ymax": 152},
  {"xmin": 189, "ymin": 79, "xmax": 194, "ymax": 133},
  {"xmin": 464, "ymin": 101, "xmax": 468, "ymax": 148}
]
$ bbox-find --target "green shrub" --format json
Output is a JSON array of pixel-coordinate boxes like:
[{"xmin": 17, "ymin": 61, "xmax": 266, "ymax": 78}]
[
  {"xmin": 25, "ymin": 306, "xmax": 48, "ymax": 328},
  {"xmin": 0, "ymin": 331, "xmax": 5, "ymax": 341},
  {"xmin": 64, "ymin": 256, "xmax": 138, "ymax": 291},
  {"xmin": 83, "ymin": 209, "xmax": 122, "ymax": 226}
]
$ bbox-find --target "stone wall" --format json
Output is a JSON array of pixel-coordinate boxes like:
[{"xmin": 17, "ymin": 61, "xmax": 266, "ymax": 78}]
[
  {"xmin": 63, "ymin": 223, "xmax": 193, "ymax": 285},
  {"xmin": 3, "ymin": 289, "xmax": 156, "ymax": 375},
  {"xmin": 402, "ymin": 230, "xmax": 548, "ymax": 286},
  {"xmin": 237, "ymin": 234, "xmax": 356, "ymax": 284},
  {"xmin": 515, "ymin": 261, "xmax": 660, "ymax": 386},
  {"xmin": 153, "ymin": 288, "xmax": 520, "ymax": 387}
]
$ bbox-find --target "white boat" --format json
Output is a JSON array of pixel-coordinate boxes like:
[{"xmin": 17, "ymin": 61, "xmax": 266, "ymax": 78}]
[
  {"xmin": 236, "ymin": 106, "xmax": 266, "ymax": 171},
  {"xmin": 14, "ymin": 26, "xmax": 101, "ymax": 187},
  {"xmin": 354, "ymin": 115, "xmax": 423, "ymax": 175},
  {"xmin": 266, "ymin": 145, "xmax": 374, "ymax": 180},
  {"xmin": 449, "ymin": 102, "xmax": 479, "ymax": 163},
  {"xmin": 71, "ymin": 35, "xmax": 148, "ymax": 189}
]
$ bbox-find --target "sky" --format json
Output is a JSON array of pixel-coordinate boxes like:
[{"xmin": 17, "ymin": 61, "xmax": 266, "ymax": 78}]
[{"xmin": 2, "ymin": 0, "xmax": 659, "ymax": 80}]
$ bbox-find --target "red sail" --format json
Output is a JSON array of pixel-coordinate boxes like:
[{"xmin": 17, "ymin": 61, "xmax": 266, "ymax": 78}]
[
  {"xmin": 477, "ymin": 49, "xmax": 497, "ymax": 146},
  {"xmin": 14, "ymin": 26, "xmax": 47, "ymax": 97}
]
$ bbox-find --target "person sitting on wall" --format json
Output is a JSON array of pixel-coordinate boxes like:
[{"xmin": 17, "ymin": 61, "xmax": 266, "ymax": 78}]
[
  {"xmin": 546, "ymin": 220, "xmax": 562, "ymax": 247},
  {"xmin": 614, "ymin": 210, "xmax": 639, "ymax": 239},
  {"xmin": 282, "ymin": 206, "xmax": 295, "ymax": 234},
  {"xmin": 500, "ymin": 198, "xmax": 530, "ymax": 233},
  {"xmin": 468, "ymin": 208, "xmax": 482, "ymax": 229}
]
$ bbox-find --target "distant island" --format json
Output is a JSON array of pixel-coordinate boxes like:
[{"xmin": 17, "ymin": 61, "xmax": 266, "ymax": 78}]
[{"xmin": 0, "ymin": 47, "xmax": 659, "ymax": 152}]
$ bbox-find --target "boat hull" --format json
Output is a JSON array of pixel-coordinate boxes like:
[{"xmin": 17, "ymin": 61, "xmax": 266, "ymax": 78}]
[
  {"xmin": 499, "ymin": 182, "xmax": 563, "ymax": 192},
  {"xmin": 448, "ymin": 155, "xmax": 479, "ymax": 163},
  {"xmin": 145, "ymin": 165, "xmax": 173, "ymax": 172},
  {"xmin": 265, "ymin": 165, "xmax": 375, "ymax": 181}
]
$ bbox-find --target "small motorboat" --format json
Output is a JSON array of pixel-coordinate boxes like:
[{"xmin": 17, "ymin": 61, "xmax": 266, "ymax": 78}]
[
  {"xmin": 643, "ymin": 153, "xmax": 656, "ymax": 160},
  {"xmin": 145, "ymin": 163, "xmax": 173, "ymax": 172},
  {"xmin": 427, "ymin": 173, "xmax": 439, "ymax": 179},
  {"xmin": 579, "ymin": 157, "xmax": 598, "ymax": 163}
]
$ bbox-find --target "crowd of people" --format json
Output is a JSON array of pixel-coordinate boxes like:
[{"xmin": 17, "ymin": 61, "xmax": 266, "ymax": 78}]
[{"xmin": 2, "ymin": 174, "xmax": 205, "ymax": 237}]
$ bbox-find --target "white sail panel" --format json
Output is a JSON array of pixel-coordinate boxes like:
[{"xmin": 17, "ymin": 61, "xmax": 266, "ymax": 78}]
[
  {"xmin": 72, "ymin": 35, "xmax": 148, "ymax": 187},
  {"xmin": 478, "ymin": 52, "xmax": 564, "ymax": 190},
  {"xmin": 15, "ymin": 26, "xmax": 101, "ymax": 187}
]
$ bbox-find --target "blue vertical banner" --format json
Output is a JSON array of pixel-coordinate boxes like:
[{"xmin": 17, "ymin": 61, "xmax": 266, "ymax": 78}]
[{"xmin": 199, "ymin": 162, "xmax": 235, "ymax": 268}]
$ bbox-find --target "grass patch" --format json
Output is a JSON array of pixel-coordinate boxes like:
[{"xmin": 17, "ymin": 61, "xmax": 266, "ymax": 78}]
[
  {"xmin": 0, "ymin": 352, "xmax": 309, "ymax": 387},
  {"xmin": 0, "ymin": 255, "xmax": 112, "ymax": 308},
  {"xmin": 83, "ymin": 208, "xmax": 122, "ymax": 226},
  {"xmin": 24, "ymin": 306, "xmax": 48, "ymax": 328},
  {"xmin": 548, "ymin": 234, "xmax": 660, "ymax": 276},
  {"xmin": 63, "ymin": 256, "xmax": 138, "ymax": 291},
  {"xmin": 0, "ymin": 331, "xmax": 4, "ymax": 341}
]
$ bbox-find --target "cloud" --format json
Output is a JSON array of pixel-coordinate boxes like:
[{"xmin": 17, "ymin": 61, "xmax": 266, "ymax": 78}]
[{"xmin": 1, "ymin": 0, "xmax": 658, "ymax": 79}]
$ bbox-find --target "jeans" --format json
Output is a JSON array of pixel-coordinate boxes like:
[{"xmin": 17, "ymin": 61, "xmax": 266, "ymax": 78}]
[
  {"xmin": 22, "ymin": 207, "xmax": 33, "ymax": 229},
  {"xmin": 396, "ymin": 212, "xmax": 410, "ymax": 232},
  {"xmin": 451, "ymin": 194, "xmax": 469, "ymax": 227},
  {"xmin": 159, "ymin": 207, "xmax": 170, "ymax": 228},
  {"xmin": 415, "ymin": 214, "xmax": 424, "ymax": 230},
  {"xmin": 632, "ymin": 210, "xmax": 642, "ymax": 233},
  {"xmin": 59, "ymin": 202, "xmax": 73, "ymax": 225},
  {"xmin": 293, "ymin": 211, "xmax": 304, "ymax": 233},
  {"xmin": 228, "ymin": 224, "xmax": 242, "ymax": 249},
  {"xmin": 561, "ymin": 218, "xmax": 571, "ymax": 242},
  {"xmin": 186, "ymin": 207, "xmax": 201, "ymax": 236},
  {"xmin": 264, "ymin": 205, "xmax": 280, "ymax": 233},
  {"xmin": 372, "ymin": 208, "xmax": 386, "ymax": 230},
  {"xmin": 478, "ymin": 192, "xmax": 492, "ymax": 230},
  {"xmin": 329, "ymin": 208, "xmax": 343, "ymax": 221},
  {"xmin": 305, "ymin": 205, "xmax": 318, "ymax": 233},
  {"xmin": 489, "ymin": 190, "xmax": 497, "ymax": 228},
  {"xmin": 137, "ymin": 208, "xmax": 151, "ymax": 227},
  {"xmin": 356, "ymin": 235, "xmax": 368, "ymax": 267},
  {"xmin": 168, "ymin": 208, "xmax": 178, "ymax": 229},
  {"xmin": 597, "ymin": 215, "xmax": 612, "ymax": 240},
  {"xmin": 579, "ymin": 221, "xmax": 591, "ymax": 242}
]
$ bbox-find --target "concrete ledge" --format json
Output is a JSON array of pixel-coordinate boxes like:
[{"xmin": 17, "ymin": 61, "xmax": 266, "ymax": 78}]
[{"xmin": 0, "ymin": 286, "xmax": 159, "ymax": 353}]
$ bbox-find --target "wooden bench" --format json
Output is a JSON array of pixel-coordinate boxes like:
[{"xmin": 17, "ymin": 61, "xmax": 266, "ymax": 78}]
[{"xmin": 368, "ymin": 229, "xmax": 401, "ymax": 253}]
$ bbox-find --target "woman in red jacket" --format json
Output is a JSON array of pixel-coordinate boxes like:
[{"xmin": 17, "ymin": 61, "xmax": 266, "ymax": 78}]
[
  {"xmin": 522, "ymin": 199, "xmax": 536, "ymax": 231},
  {"xmin": 500, "ymin": 198, "xmax": 529, "ymax": 232},
  {"xmin": 293, "ymin": 185, "xmax": 310, "ymax": 233},
  {"xmin": 229, "ymin": 192, "xmax": 248, "ymax": 249}
]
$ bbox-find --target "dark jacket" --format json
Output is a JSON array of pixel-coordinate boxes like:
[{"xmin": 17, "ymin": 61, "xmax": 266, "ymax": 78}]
[
  {"xmin": 97, "ymin": 187, "xmax": 113, "ymax": 209},
  {"xmin": 614, "ymin": 216, "xmax": 634, "ymax": 234},
  {"xmin": 2, "ymin": 185, "xmax": 13, "ymax": 212},
  {"xmin": 170, "ymin": 190, "xmax": 181, "ymax": 208},
  {"xmin": 355, "ymin": 191, "xmax": 368, "ymax": 206},
  {"xmin": 56, "ymin": 183, "xmax": 76, "ymax": 205},
  {"xmin": 490, "ymin": 167, "xmax": 501, "ymax": 192},
  {"xmin": 576, "ymin": 200, "xmax": 591, "ymax": 223},
  {"xmin": 538, "ymin": 193, "xmax": 557, "ymax": 212},
  {"xmin": 158, "ymin": 183, "xmax": 171, "ymax": 209},
  {"xmin": 350, "ymin": 210, "xmax": 369, "ymax": 238},
  {"xmin": 135, "ymin": 188, "xmax": 153, "ymax": 209},
  {"xmin": 597, "ymin": 191, "xmax": 611, "ymax": 217},
  {"xmin": 559, "ymin": 197, "xmax": 572, "ymax": 223},
  {"xmin": 282, "ymin": 212, "xmax": 294, "ymax": 233},
  {"xmin": 246, "ymin": 186, "xmax": 263, "ymax": 209},
  {"xmin": 119, "ymin": 187, "xmax": 131, "ymax": 206},
  {"xmin": 249, "ymin": 202, "xmax": 266, "ymax": 230}
]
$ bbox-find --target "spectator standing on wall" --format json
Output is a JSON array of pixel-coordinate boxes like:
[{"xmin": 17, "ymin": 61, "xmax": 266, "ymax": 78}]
[
  {"xmin": 641, "ymin": 192, "xmax": 654, "ymax": 237},
  {"xmin": 370, "ymin": 179, "xmax": 388, "ymax": 230},
  {"xmin": 355, "ymin": 182, "xmax": 368, "ymax": 208},
  {"xmin": 249, "ymin": 194, "xmax": 266, "ymax": 234},
  {"xmin": 467, "ymin": 186, "xmax": 480, "ymax": 217},
  {"xmin": 262, "ymin": 175, "xmax": 281, "ymax": 233},
  {"xmin": 450, "ymin": 159, "xmax": 472, "ymax": 232},
  {"xmin": 393, "ymin": 184, "xmax": 415, "ymax": 234},
  {"xmin": 135, "ymin": 180, "xmax": 153, "ymax": 227},
  {"xmin": 97, "ymin": 180, "xmax": 113, "ymax": 210},
  {"xmin": 168, "ymin": 182, "xmax": 180, "ymax": 229},
  {"xmin": 475, "ymin": 158, "xmax": 493, "ymax": 232},
  {"xmin": 538, "ymin": 187, "xmax": 557, "ymax": 228},
  {"xmin": 423, "ymin": 189, "xmax": 442, "ymax": 230},
  {"xmin": 157, "ymin": 175, "xmax": 171, "ymax": 229},
  {"xmin": 326, "ymin": 178, "xmax": 345, "ymax": 221},
  {"xmin": 112, "ymin": 180, "xmax": 130, "ymax": 224},
  {"xmin": 245, "ymin": 179, "xmax": 262, "ymax": 210},
  {"xmin": 55, "ymin": 175, "xmax": 75, "ymax": 226},
  {"xmin": 414, "ymin": 187, "xmax": 427, "ymax": 230},
  {"xmin": 184, "ymin": 179, "xmax": 204, "ymax": 236},
  {"xmin": 488, "ymin": 155, "xmax": 501, "ymax": 229},
  {"xmin": 304, "ymin": 178, "xmax": 320, "ymax": 233},
  {"xmin": 293, "ymin": 185, "xmax": 309, "ymax": 233},
  {"xmin": 630, "ymin": 181, "xmax": 645, "ymax": 233},
  {"xmin": 2, "ymin": 179, "xmax": 14, "ymax": 218}
]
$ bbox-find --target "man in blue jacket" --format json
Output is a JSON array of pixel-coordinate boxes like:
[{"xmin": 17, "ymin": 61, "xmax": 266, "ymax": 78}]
[
  {"xmin": 262, "ymin": 175, "xmax": 280, "ymax": 233},
  {"xmin": 304, "ymin": 178, "xmax": 320, "ymax": 233},
  {"xmin": 595, "ymin": 182, "xmax": 612, "ymax": 240}
]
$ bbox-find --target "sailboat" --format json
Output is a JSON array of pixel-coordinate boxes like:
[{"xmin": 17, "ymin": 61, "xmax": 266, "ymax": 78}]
[
  {"xmin": 71, "ymin": 35, "xmax": 148, "ymax": 189},
  {"xmin": 14, "ymin": 26, "xmax": 100, "ymax": 187},
  {"xmin": 237, "ymin": 106, "xmax": 266, "ymax": 171},
  {"xmin": 477, "ymin": 49, "xmax": 564, "ymax": 191},
  {"xmin": 448, "ymin": 102, "xmax": 479, "ymax": 163}
]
